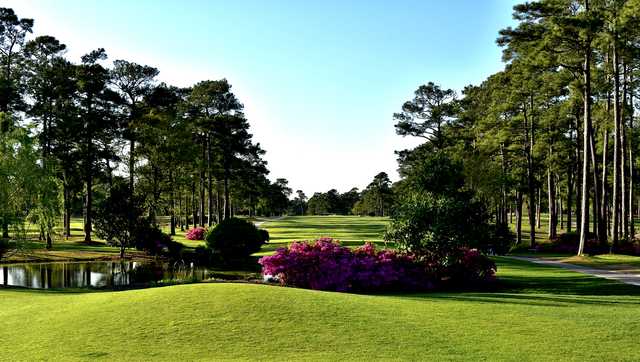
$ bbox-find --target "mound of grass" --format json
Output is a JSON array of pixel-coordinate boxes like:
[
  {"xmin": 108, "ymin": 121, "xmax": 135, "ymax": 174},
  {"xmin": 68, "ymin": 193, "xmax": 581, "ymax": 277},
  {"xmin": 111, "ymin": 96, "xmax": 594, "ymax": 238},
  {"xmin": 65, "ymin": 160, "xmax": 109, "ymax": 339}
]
[{"xmin": 2, "ymin": 258, "xmax": 640, "ymax": 360}]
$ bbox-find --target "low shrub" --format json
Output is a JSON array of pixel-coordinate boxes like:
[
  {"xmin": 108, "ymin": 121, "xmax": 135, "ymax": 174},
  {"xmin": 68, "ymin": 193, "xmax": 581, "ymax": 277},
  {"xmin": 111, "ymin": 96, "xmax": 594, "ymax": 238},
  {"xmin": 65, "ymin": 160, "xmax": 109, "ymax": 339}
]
[
  {"xmin": 536, "ymin": 232, "xmax": 602, "ymax": 254},
  {"xmin": 259, "ymin": 238, "xmax": 495, "ymax": 293},
  {"xmin": 206, "ymin": 217, "xmax": 268, "ymax": 260},
  {"xmin": 259, "ymin": 229, "xmax": 270, "ymax": 243},
  {"xmin": 185, "ymin": 227, "xmax": 207, "ymax": 241},
  {"xmin": 446, "ymin": 248, "xmax": 497, "ymax": 284},
  {"xmin": 487, "ymin": 223, "xmax": 516, "ymax": 255},
  {"xmin": 134, "ymin": 225, "xmax": 183, "ymax": 259},
  {"xmin": 616, "ymin": 241, "xmax": 640, "ymax": 256}
]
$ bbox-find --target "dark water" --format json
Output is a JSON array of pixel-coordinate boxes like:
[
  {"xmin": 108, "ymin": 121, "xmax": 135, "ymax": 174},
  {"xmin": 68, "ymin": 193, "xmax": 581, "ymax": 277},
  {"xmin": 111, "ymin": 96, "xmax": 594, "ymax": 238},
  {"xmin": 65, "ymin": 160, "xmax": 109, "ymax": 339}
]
[{"xmin": 0, "ymin": 261, "xmax": 210, "ymax": 289}]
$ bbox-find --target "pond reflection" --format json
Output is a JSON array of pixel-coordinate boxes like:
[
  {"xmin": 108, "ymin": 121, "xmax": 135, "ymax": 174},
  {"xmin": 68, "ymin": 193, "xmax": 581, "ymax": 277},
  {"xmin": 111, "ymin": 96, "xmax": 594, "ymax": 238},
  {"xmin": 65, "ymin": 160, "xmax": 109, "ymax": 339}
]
[{"xmin": 0, "ymin": 261, "xmax": 210, "ymax": 289}]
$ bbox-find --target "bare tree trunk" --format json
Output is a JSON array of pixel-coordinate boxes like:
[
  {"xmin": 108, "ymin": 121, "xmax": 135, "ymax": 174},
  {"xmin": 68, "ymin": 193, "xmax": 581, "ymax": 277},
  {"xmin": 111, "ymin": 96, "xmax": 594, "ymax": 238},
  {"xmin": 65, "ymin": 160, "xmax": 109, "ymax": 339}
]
[
  {"xmin": 217, "ymin": 184, "xmax": 223, "ymax": 224},
  {"xmin": 622, "ymin": 62, "xmax": 629, "ymax": 240},
  {"xmin": 630, "ymin": 146, "xmax": 634, "ymax": 239},
  {"xmin": 200, "ymin": 144, "xmax": 206, "ymax": 226},
  {"xmin": 192, "ymin": 178, "xmax": 197, "ymax": 228},
  {"xmin": 589, "ymin": 119, "xmax": 604, "ymax": 242},
  {"xmin": 185, "ymin": 191, "xmax": 190, "ymax": 230},
  {"xmin": 170, "ymin": 170, "xmax": 176, "ymax": 236},
  {"xmin": 548, "ymin": 167, "xmax": 557, "ymax": 239},
  {"xmin": 578, "ymin": 22, "xmax": 592, "ymax": 255},
  {"xmin": 224, "ymin": 166, "xmax": 231, "ymax": 220},
  {"xmin": 602, "ymin": 125, "xmax": 609, "ymax": 236},
  {"xmin": 536, "ymin": 188, "xmax": 542, "ymax": 229},
  {"xmin": 567, "ymin": 167, "xmax": 573, "ymax": 233},
  {"xmin": 559, "ymin": 182, "xmax": 564, "ymax": 230},
  {"xmin": 179, "ymin": 189, "xmax": 184, "ymax": 232},
  {"xmin": 576, "ymin": 124, "xmax": 582, "ymax": 235},
  {"xmin": 84, "ymin": 174, "xmax": 93, "ymax": 242},
  {"xmin": 612, "ymin": 38, "xmax": 621, "ymax": 249},
  {"xmin": 524, "ymin": 105, "xmax": 536, "ymax": 247},
  {"xmin": 207, "ymin": 134, "xmax": 213, "ymax": 227},
  {"xmin": 630, "ymin": 71, "xmax": 635, "ymax": 240}
]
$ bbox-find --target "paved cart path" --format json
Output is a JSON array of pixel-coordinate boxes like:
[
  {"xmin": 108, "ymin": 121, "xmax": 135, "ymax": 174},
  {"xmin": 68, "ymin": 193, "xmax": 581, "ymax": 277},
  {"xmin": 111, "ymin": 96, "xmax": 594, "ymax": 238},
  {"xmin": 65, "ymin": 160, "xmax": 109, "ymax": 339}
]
[{"xmin": 507, "ymin": 256, "xmax": 640, "ymax": 287}]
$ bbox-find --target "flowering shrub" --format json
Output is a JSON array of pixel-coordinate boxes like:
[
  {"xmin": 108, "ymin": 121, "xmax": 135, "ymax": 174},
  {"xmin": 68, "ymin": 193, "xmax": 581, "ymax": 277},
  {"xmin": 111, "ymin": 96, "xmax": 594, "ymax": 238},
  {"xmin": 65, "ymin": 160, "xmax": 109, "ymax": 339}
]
[
  {"xmin": 259, "ymin": 238, "xmax": 495, "ymax": 293},
  {"xmin": 446, "ymin": 248, "xmax": 497, "ymax": 284},
  {"xmin": 186, "ymin": 227, "xmax": 207, "ymax": 241}
]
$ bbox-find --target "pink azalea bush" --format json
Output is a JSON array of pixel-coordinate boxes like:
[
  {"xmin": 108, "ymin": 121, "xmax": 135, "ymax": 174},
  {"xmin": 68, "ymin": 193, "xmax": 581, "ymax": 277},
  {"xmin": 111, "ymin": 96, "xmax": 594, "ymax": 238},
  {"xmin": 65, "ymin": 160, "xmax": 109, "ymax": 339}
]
[
  {"xmin": 185, "ymin": 227, "xmax": 207, "ymax": 241},
  {"xmin": 259, "ymin": 238, "xmax": 495, "ymax": 293}
]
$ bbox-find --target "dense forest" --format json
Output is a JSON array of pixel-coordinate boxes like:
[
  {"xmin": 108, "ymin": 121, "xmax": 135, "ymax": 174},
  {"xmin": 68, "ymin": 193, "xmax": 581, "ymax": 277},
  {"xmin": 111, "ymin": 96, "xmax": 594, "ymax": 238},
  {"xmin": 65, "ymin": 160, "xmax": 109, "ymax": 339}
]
[
  {"xmin": 389, "ymin": 0, "xmax": 640, "ymax": 254},
  {"xmin": 0, "ymin": 7, "xmax": 293, "ymax": 248}
]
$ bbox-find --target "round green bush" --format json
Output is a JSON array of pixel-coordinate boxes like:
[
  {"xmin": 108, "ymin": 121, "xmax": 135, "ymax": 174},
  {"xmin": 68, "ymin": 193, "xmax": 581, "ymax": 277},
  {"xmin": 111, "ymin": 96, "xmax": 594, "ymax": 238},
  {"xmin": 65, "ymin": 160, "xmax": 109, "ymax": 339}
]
[{"xmin": 206, "ymin": 217, "xmax": 267, "ymax": 260}]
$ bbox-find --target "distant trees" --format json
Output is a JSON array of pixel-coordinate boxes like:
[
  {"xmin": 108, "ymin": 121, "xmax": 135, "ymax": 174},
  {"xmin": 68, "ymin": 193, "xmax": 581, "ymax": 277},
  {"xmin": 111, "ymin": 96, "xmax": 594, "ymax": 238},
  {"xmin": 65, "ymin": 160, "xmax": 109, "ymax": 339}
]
[
  {"xmin": 0, "ymin": 7, "xmax": 292, "ymax": 254},
  {"xmin": 303, "ymin": 173, "xmax": 396, "ymax": 216},
  {"xmin": 352, "ymin": 172, "xmax": 393, "ymax": 216}
]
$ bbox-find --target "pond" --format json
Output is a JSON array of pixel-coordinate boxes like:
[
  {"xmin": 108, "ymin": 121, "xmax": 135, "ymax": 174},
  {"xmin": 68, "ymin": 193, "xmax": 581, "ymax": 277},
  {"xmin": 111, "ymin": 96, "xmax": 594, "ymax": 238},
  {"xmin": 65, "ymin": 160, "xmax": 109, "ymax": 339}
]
[{"xmin": 0, "ymin": 260, "xmax": 211, "ymax": 290}]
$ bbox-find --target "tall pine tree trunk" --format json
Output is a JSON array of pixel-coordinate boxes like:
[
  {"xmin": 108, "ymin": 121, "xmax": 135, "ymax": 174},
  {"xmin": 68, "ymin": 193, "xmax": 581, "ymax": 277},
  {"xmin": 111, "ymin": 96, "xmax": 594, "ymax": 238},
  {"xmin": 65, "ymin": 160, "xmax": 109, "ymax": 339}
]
[
  {"xmin": 612, "ymin": 38, "xmax": 621, "ymax": 248},
  {"xmin": 170, "ymin": 170, "xmax": 176, "ymax": 236},
  {"xmin": 548, "ymin": 167, "xmax": 557, "ymax": 239},
  {"xmin": 84, "ymin": 173, "xmax": 93, "ymax": 242},
  {"xmin": 516, "ymin": 190, "xmax": 522, "ymax": 245},
  {"xmin": 536, "ymin": 188, "xmax": 542, "ymax": 229},
  {"xmin": 602, "ymin": 125, "xmax": 609, "ymax": 236},
  {"xmin": 223, "ymin": 165, "xmax": 231, "ymax": 220},
  {"xmin": 207, "ymin": 134, "xmax": 213, "ymax": 227},
  {"xmin": 192, "ymin": 178, "xmax": 197, "ymax": 228},
  {"xmin": 200, "ymin": 143, "xmax": 206, "ymax": 226},
  {"xmin": 629, "ymin": 71, "xmax": 635, "ymax": 240},
  {"xmin": 578, "ymin": 24, "xmax": 593, "ymax": 254},
  {"xmin": 524, "ymin": 106, "xmax": 536, "ymax": 247},
  {"xmin": 567, "ymin": 168, "xmax": 573, "ymax": 233}
]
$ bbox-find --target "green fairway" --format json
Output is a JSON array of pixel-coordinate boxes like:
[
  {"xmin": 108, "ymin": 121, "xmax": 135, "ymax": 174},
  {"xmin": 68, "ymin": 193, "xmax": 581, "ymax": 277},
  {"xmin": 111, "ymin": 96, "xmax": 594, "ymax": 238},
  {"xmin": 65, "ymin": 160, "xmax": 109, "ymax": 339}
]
[
  {"xmin": 257, "ymin": 215, "xmax": 390, "ymax": 254},
  {"xmin": 2, "ymin": 257, "xmax": 639, "ymax": 361}
]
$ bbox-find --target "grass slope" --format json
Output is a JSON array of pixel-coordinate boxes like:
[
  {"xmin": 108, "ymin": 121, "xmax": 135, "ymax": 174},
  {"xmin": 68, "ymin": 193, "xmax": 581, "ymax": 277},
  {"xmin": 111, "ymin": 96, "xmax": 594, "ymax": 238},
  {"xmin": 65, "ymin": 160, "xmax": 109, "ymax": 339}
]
[{"xmin": 2, "ymin": 258, "xmax": 640, "ymax": 361}]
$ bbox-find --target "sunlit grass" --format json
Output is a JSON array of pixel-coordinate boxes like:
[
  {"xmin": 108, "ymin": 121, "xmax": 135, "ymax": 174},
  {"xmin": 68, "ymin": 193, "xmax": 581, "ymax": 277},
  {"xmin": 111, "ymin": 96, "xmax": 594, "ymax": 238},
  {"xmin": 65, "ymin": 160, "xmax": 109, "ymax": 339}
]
[
  {"xmin": 1, "ymin": 257, "xmax": 639, "ymax": 360},
  {"xmin": 256, "ymin": 216, "xmax": 390, "ymax": 255}
]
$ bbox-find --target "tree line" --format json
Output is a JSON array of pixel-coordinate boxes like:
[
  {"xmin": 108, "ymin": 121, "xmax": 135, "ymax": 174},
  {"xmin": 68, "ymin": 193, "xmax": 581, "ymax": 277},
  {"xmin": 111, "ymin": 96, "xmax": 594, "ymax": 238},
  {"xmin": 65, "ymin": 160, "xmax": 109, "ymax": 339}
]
[
  {"xmin": 292, "ymin": 172, "xmax": 395, "ymax": 216},
  {"xmin": 0, "ymin": 7, "xmax": 292, "ymax": 249},
  {"xmin": 393, "ymin": 0, "xmax": 640, "ymax": 254}
]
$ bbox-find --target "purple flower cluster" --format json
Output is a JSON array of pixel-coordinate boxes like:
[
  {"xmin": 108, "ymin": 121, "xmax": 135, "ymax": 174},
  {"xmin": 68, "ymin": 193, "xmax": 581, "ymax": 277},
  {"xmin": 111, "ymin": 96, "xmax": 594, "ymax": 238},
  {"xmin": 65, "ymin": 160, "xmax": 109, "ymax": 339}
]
[
  {"xmin": 185, "ymin": 227, "xmax": 207, "ymax": 241},
  {"xmin": 259, "ymin": 238, "xmax": 436, "ymax": 292}
]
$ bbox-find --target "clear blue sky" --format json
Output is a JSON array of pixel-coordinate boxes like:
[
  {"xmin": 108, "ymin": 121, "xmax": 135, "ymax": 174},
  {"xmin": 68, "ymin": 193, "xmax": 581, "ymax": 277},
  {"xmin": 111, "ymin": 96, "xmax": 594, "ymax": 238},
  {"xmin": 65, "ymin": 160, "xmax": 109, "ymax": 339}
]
[{"xmin": 6, "ymin": 0, "xmax": 518, "ymax": 196}]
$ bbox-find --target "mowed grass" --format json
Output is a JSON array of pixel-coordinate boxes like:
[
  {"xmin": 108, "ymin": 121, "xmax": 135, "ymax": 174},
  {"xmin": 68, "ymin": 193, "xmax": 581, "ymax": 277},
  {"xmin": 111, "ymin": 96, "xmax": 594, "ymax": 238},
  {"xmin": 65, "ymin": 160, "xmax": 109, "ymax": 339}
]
[
  {"xmin": 2, "ymin": 257, "xmax": 640, "ymax": 361},
  {"xmin": 1, "ymin": 218, "xmax": 145, "ymax": 263},
  {"xmin": 257, "ymin": 216, "xmax": 390, "ymax": 255},
  {"xmin": 2, "ymin": 215, "xmax": 389, "ymax": 262},
  {"xmin": 510, "ymin": 213, "xmax": 640, "ymax": 269}
]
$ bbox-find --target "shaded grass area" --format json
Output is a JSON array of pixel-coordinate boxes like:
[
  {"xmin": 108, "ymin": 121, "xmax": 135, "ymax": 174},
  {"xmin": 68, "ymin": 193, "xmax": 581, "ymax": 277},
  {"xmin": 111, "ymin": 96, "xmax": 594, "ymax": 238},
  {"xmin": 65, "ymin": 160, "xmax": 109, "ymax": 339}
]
[
  {"xmin": 558, "ymin": 254, "xmax": 640, "ymax": 273},
  {"xmin": 1, "ymin": 257, "xmax": 639, "ymax": 360},
  {"xmin": 509, "ymin": 213, "xmax": 640, "ymax": 272},
  {"xmin": 3, "ymin": 215, "xmax": 389, "ymax": 262},
  {"xmin": 2, "ymin": 218, "xmax": 148, "ymax": 263}
]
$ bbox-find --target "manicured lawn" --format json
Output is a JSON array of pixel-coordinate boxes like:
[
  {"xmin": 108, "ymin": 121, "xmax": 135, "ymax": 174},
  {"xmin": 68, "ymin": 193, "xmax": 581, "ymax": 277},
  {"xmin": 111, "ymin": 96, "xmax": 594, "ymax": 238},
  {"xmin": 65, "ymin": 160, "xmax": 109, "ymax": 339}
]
[
  {"xmin": 1, "ymin": 257, "xmax": 640, "ymax": 360},
  {"xmin": 1, "ymin": 218, "xmax": 147, "ymax": 263},
  {"xmin": 3, "ymin": 215, "xmax": 389, "ymax": 262},
  {"xmin": 258, "ymin": 215, "xmax": 390, "ymax": 255},
  {"xmin": 559, "ymin": 254, "xmax": 640, "ymax": 273}
]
